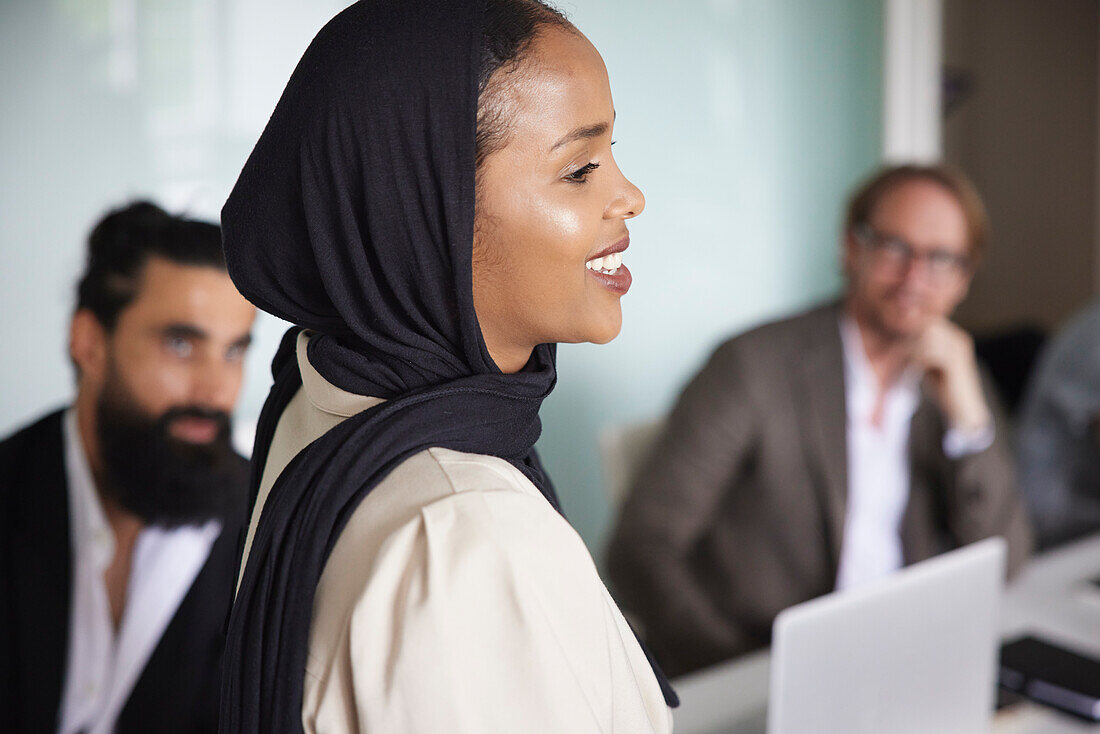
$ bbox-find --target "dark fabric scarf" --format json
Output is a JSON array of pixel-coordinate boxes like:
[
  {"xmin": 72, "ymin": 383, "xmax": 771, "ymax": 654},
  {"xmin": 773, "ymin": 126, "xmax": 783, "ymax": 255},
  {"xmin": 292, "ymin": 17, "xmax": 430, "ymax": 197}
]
[{"xmin": 219, "ymin": 1, "xmax": 676, "ymax": 731}]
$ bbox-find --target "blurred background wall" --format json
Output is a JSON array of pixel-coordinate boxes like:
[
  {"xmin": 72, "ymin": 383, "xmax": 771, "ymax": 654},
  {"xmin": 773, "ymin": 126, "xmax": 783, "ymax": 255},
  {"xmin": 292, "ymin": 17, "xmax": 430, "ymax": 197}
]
[
  {"xmin": 2, "ymin": 0, "xmax": 888, "ymax": 559},
  {"xmin": 943, "ymin": 0, "xmax": 1100, "ymax": 334},
  {"xmin": 0, "ymin": 0, "xmax": 350, "ymax": 445}
]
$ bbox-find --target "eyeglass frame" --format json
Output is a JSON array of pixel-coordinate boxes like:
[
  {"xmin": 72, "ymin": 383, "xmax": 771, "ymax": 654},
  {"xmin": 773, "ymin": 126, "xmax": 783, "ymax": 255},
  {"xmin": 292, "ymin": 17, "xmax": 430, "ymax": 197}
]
[{"xmin": 852, "ymin": 223, "xmax": 973, "ymax": 281}]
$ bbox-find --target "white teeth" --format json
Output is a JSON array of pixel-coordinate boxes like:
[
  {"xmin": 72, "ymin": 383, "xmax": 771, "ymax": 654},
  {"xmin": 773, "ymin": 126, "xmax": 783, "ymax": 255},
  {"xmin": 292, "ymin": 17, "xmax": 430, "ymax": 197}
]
[{"xmin": 586, "ymin": 251, "xmax": 624, "ymax": 274}]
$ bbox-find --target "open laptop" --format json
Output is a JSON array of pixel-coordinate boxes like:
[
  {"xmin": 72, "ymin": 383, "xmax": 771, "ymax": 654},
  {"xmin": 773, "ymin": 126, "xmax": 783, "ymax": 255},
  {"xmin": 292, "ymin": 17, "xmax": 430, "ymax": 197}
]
[{"xmin": 766, "ymin": 537, "xmax": 1006, "ymax": 734}]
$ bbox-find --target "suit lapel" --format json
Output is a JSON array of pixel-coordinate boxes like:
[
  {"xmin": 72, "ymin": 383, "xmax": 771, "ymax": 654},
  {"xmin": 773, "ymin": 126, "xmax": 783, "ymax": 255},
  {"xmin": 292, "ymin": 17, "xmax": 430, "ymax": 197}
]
[
  {"xmin": 8, "ymin": 411, "xmax": 72, "ymax": 731},
  {"xmin": 794, "ymin": 305, "xmax": 849, "ymax": 577},
  {"xmin": 901, "ymin": 390, "xmax": 946, "ymax": 564}
]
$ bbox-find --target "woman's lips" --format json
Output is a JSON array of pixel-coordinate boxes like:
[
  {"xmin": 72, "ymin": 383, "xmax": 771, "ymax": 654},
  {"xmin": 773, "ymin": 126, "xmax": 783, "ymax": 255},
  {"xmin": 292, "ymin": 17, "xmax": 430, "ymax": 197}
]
[
  {"xmin": 589, "ymin": 235, "xmax": 630, "ymax": 261},
  {"xmin": 589, "ymin": 235, "xmax": 633, "ymax": 292},
  {"xmin": 585, "ymin": 235, "xmax": 631, "ymax": 295},
  {"xmin": 586, "ymin": 262, "xmax": 632, "ymax": 295}
]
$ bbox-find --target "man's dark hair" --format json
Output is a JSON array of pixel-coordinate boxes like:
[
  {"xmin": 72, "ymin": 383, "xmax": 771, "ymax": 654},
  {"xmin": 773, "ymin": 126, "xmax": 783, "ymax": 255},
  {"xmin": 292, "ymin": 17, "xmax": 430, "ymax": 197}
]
[
  {"xmin": 475, "ymin": 0, "xmax": 573, "ymax": 170},
  {"xmin": 76, "ymin": 201, "xmax": 227, "ymax": 330}
]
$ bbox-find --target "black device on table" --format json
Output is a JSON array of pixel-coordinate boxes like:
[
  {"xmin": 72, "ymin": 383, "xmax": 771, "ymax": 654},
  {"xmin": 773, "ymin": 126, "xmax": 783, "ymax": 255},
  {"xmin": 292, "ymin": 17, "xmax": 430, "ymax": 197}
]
[{"xmin": 999, "ymin": 635, "xmax": 1100, "ymax": 721}]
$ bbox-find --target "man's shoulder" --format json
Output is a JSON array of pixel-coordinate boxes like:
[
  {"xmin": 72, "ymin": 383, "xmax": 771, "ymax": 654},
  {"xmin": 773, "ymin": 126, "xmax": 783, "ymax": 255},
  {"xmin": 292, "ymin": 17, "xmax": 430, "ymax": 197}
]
[
  {"xmin": 713, "ymin": 300, "xmax": 842, "ymax": 363},
  {"xmin": 0, "ymin": 409, "xmax": 66, "ymax": 471},
  {"xmin": 0, "ymin": 409, "xmax": 69, "ymax": 551}
]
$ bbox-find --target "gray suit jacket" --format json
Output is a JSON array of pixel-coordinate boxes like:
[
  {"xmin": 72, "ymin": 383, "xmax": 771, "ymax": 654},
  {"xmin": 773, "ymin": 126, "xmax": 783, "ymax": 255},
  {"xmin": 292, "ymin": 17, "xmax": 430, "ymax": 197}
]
[{"xmin": 607, "ymin": 302, "xmax": 1032, "ymax": 677}]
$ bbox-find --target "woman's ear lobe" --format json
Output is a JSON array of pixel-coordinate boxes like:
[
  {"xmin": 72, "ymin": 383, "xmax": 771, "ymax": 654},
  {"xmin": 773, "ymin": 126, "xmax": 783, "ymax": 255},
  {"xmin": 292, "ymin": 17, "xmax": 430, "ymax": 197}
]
[{"xmin": 70, "ymin": 309, "xmax": 108, "ymax": 385}]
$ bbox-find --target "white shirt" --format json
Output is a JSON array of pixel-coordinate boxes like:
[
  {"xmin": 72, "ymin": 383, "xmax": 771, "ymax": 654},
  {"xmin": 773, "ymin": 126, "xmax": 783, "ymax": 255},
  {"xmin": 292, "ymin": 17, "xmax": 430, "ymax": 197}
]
[
  {"xmin": 835, "ymin": 318, "xmax": 994, "ymax": 591},
  {"xmin": 58, "ymin": 409, "xmax": 221, "ymax": 734},
  {"xmin": 240, "ymin": 332, "xmax": 673, "ymax": 734}
]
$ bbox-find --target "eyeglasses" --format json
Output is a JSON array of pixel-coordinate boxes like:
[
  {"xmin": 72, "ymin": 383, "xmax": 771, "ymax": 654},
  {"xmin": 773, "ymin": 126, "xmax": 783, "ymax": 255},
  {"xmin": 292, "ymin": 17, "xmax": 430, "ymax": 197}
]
[{"xmin": 854, "ymin": 224, "xmax": 972, "ymax": 281}]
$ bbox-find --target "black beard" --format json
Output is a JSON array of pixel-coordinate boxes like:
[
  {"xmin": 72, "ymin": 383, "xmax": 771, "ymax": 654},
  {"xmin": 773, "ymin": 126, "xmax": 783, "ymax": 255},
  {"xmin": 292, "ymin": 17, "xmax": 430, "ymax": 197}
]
[{"xmin": 95, "ymin": 373, "xmax": 246, "ymax": 527}]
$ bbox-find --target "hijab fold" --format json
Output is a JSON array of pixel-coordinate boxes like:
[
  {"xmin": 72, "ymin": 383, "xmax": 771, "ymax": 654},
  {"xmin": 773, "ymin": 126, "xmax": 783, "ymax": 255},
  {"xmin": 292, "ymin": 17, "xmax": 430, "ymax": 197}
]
[{"xmin": 220, "ymin": 2, "xmax": 676, "ymax": 731}]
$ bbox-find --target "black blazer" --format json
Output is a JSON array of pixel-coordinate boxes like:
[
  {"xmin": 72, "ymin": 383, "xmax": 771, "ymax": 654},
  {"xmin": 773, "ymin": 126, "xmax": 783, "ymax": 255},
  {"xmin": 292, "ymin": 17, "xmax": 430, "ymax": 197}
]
[{"xmin": 0, "ymin": 410, "xmax": 246, "ymax": 733}]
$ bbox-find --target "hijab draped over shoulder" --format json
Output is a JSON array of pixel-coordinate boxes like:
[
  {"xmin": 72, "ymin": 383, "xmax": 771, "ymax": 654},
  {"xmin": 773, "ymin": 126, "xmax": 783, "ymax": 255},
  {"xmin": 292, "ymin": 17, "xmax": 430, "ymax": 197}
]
[{"xmin": 219, "ymin": 1, "xmax": 675, "ymax": 731}]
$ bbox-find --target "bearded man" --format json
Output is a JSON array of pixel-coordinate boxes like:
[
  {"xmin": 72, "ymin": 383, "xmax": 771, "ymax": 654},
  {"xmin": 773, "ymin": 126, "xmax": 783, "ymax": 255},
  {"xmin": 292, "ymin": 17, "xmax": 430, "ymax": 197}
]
[{"xmin": 0, "ymin": 201, "xmax": 256, "ymax": 733}]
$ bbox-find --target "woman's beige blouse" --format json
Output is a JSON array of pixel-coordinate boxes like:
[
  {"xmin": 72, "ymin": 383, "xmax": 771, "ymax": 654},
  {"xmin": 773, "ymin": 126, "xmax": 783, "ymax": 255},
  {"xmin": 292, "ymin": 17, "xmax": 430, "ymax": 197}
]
[{"xmin": 238, "ymin": 333, "xmax": 673, "ymax": 734}]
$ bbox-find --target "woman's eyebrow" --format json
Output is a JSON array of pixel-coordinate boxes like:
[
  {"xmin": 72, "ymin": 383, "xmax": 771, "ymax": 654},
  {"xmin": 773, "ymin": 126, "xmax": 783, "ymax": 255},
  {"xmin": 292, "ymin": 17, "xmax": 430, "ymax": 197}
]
[{"xmin": 550, "ymin": 120, "xmax": 610, "ymax": 151}]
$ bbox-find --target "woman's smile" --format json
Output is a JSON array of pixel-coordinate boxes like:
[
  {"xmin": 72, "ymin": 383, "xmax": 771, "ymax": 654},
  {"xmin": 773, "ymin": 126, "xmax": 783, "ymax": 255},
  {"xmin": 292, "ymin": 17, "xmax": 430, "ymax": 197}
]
[
  {"xmin": 585, "ymin": 235, "xmax": 632, "ymax": 295},
  {"xmin": 471, "ymin": 25, "xmax": 645, "ymax": 373}
]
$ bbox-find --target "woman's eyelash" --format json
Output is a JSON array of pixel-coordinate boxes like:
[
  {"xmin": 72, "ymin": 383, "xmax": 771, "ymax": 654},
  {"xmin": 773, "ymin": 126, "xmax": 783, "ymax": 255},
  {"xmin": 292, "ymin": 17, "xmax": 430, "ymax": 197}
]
[{"xmin": 566, "ymin": 162, "xmax": 600, "ymax": 183}]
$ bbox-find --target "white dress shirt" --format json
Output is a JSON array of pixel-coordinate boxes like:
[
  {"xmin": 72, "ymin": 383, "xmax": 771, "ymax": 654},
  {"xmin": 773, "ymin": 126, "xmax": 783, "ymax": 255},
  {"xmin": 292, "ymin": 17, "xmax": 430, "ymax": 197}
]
[
  {"xmin": 58, "ymin": 409, "xmax": 221, "ymax": 734},
  {"xmin": 835, "ymin": 318, "xmax": 994, "ymax": 591}
]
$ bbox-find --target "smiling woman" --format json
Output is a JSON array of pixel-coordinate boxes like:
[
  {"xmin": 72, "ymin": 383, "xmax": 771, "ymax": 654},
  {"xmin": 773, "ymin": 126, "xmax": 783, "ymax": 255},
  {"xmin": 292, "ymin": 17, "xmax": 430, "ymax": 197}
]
[
  {"xmin": 218, "ymin": 1, "xmax": 675, "ymax": 733},
  {"xmin": 473, "ymin": 26, "xmax": 644, "ymax": 373}
]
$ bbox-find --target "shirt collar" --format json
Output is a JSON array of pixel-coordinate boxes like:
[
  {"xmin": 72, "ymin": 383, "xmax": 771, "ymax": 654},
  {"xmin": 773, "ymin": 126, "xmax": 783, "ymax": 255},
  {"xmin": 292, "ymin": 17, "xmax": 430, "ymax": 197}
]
[
  {"xmin": 63, "ymin": 407, "xmax": 115, "ymax": 570},
  {"xmin": 839, "ymin": 314, "xmax": 922, "ymax": 423},
  {"xmin": 297, "ymin": 331, "xmax": 385, "ymax": 417}
]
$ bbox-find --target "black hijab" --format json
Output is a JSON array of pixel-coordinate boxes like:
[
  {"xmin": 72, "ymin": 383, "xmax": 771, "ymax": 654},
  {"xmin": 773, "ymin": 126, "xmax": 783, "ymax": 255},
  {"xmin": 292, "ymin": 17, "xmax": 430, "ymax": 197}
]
[{"xmin": 219, "ymin": 1, "xmax": 676, "ymax": 731}]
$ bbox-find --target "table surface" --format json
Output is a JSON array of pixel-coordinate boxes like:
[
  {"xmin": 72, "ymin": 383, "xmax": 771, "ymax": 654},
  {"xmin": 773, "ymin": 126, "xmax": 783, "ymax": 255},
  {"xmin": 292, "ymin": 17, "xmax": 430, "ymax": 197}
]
[{"xmin": 670, "ymin": 534, "xmax": 1100, "ymax": 734}]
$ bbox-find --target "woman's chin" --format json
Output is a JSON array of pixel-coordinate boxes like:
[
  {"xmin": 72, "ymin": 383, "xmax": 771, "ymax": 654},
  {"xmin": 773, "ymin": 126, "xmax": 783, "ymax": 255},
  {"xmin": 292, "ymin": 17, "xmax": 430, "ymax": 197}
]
[
  {"xmin": 551, "ymin": 303, "xmax": 624, "ymax": 346},
  {"xmin": 586, "ymin": 308, "xmax": 624, "ymax": 345}
]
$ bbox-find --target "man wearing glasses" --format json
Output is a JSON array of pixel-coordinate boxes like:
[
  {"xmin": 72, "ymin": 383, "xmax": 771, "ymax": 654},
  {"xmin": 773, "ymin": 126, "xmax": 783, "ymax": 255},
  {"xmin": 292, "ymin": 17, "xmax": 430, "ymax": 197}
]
[{"xmin": 608, "ymin": 164, "xmax": 1033, "ymax": 678}]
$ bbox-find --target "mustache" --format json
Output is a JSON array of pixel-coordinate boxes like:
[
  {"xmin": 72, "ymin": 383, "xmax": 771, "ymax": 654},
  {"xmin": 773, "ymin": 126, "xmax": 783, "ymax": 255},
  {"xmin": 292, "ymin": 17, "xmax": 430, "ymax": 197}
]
[{"xmin": 158, "ymin": 406, "xmax": 232, "ymax": 436}]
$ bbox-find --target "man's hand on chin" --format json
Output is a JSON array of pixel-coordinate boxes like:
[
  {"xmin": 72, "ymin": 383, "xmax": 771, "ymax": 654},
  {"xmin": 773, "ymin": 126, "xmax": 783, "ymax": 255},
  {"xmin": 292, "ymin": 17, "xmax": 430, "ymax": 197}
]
[{"xmin": 912, "ymin": 318, "xmax": 992, "ymax": 433}]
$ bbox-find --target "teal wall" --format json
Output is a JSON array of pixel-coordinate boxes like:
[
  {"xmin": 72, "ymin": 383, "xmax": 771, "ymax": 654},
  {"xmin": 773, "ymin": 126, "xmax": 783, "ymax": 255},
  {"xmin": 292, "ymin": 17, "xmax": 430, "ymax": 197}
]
[
  {"xmin": 537, "ymin": 0, "xmax": 884, "ymax": 559},
  {"xmin": 0, "ymin": 0, "xmax": 882, "ymax": 562}
]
